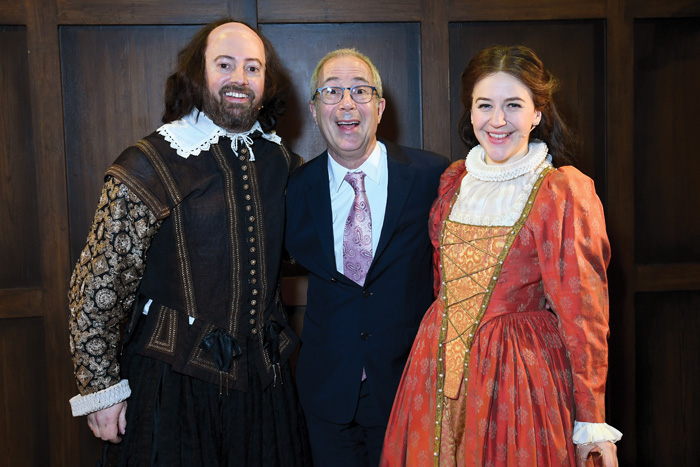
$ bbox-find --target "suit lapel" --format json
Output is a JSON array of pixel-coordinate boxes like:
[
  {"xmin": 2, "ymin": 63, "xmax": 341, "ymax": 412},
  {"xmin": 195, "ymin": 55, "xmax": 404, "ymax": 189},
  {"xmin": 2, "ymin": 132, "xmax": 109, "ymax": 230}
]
[
  {"xmin": 372, "ymin": 141, "xmax": 415, "ymax": 264},
  {"xmin": 303, "ymin": 152, "xmax": 341, "ymax": 274}
]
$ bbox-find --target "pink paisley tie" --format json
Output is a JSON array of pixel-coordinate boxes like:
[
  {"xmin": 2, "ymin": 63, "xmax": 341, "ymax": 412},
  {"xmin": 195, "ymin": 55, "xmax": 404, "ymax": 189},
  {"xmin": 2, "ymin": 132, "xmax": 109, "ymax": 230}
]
[{"xmin": 343, "ymin": 171, "xmax": 373, "ymax": 286}]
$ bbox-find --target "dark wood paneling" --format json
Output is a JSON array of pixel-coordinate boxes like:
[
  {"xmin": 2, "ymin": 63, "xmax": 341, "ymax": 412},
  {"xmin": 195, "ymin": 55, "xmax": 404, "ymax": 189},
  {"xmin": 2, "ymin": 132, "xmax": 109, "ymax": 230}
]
[
  {"xmin": 258, "ymin": 0, "xmax": 421, "ymax": 22},
  {"xmin": 0, "ymin": 0, "xmax": 696, "ymax": 465},
  {"xmin": 448, "ymin": 0, "xmax": 606, "ymax": 21},
  {"xmin": 56, "ymin": 0, "xmax": 244, "ymax": 25},
  {"xmin": 262, "ymin": 23, "xmax": 422, "ymax": 160},
  {"xmin": 448, "ymin": 21, "xmax": 606, "ymax": 197},
  {"xmin": 637, "ymin": 263, "xmax": 700, "ymax": 292},
  {"xmin": 0, "ymin": 26, "xmax": 40, "ymax": 288},
  {"xmin": 0, "ymin": 0, "xmax": 26, "ymax": 24},
  {"xmin": 61, "ymin": 25, "xmax": 200, "ymax": 263},
  {"xmin": 0, "ymin": 318, "xmax": 49, "ymax": 467},
  {"xmin": 0, "ymin": 288, "xmax": 43, "ymax": 318},
  {"xmin": 24, "ymin": 0, "xmax": 85, "ymax": 463},
  {"xmin": 604, "ymin": 1, "xmax": 636, "ymax": 462},
  {"xmin": 627, "ymin": 0, "xmax": 700, "ymax": 18},
  {"xmin": 634, "ymin": 18, "xmax": 700, "ymax": 264},
  {"xmin": 636, "ymin": 291, "xmax": 700, "ymax": 466},
  {"xmin": 419, "ymin": 0, "xmax": 450, "ymax": 158}
]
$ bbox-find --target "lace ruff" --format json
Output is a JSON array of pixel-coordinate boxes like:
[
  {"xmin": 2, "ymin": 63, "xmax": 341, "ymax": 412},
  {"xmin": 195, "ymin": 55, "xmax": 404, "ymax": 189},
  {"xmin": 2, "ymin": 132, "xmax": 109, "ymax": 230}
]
[
  {"xmin": 156, "ymin": 110, "xmax": 282, "ymax": 160},
  {"xmin": 450, "ymin": 142, "xmax": 553, "ymax": 227}
]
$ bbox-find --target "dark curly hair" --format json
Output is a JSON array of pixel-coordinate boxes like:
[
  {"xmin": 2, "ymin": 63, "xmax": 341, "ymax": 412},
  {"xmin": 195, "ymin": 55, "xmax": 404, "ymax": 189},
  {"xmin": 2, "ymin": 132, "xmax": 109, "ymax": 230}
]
[
  {"xmin": 458, "ymin": 45, "xmax": 576, "ymax": 167},
  {"xmin": 162, "ymin": 18, "xmax": 290, "ymax": 133}
]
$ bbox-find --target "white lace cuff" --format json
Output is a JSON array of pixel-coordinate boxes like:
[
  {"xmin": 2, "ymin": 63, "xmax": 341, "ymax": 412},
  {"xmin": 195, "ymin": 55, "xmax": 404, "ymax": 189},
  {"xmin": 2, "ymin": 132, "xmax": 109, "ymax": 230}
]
[
  {"xmin": 69, "ymin": 379, "xmax": 131, "ymax": 416},
  {"xmin": 573, "ymin": 421, "xmax": 623, "ymax": 444}
]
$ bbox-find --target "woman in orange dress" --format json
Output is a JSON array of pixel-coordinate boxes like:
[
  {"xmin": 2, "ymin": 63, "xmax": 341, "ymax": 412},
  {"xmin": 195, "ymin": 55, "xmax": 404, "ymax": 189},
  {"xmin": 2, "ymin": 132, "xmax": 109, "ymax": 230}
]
[{"xmin": 380, "ymin": 46, "xmax": 621, "ymax": 466}]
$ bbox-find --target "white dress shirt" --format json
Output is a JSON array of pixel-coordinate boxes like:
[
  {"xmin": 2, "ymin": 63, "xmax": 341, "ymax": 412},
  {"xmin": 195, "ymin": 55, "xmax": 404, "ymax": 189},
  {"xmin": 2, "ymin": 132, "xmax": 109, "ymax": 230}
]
[{"xmin": 327, "ymin": 141, "xmax": 388, "ymax": 275}]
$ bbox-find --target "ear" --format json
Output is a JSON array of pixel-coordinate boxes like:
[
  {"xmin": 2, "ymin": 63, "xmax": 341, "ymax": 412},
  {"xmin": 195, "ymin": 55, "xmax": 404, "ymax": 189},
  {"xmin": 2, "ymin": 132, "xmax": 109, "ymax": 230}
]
[
  {"xmin": 534, "ymin": 110, "xmax": 542, "ymax": 125},
  {"xmin": 309, "ymin": 100, "xmax": 318, "ymax": 125},
  {"xmin": 470, "ymin": 110, "xmax": 473, "ymax": 124},
  {"xmin": 376, "ymin": 98, "xmax": 386, "ymax": 124}
]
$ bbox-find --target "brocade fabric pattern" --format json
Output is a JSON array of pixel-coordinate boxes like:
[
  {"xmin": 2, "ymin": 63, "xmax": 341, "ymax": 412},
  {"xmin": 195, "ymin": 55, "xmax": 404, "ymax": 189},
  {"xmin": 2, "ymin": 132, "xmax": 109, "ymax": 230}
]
[
  {"xmin": 342, "ymin": 171, "xmax": 373, "ymax": 285},
  {"xmin": 380, "ymin": 159, "xmax": 611, "ymax": 466},
  {"xmin": 68, "ymin": 177, "xmax": 161, "ymax": 395}
]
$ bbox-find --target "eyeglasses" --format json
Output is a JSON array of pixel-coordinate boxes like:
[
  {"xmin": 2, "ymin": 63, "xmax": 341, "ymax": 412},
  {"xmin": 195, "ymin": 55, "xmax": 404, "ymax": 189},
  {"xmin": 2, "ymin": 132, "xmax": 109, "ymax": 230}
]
[{"xmin": 314, "ymin": 85, "xmax": 377, "ymax": 105}]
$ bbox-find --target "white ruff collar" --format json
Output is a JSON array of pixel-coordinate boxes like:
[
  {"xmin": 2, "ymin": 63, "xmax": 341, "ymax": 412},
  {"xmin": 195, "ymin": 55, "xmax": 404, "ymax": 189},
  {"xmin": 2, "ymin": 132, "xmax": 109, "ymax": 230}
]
[
  {"xmin": 156, "ymin": 109, "xmax": 281, "ymax": 160},
  {"xmin": 466, "ymin": 141, "xmax": 550, "ymax": 181}
]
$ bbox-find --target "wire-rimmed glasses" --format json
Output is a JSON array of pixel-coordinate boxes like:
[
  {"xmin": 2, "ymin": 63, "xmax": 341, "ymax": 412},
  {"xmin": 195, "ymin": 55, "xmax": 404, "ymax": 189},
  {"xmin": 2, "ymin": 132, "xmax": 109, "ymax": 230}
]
[{"xmin": 314, "ymin": 85, "xmax": 377, "ymax": 105}]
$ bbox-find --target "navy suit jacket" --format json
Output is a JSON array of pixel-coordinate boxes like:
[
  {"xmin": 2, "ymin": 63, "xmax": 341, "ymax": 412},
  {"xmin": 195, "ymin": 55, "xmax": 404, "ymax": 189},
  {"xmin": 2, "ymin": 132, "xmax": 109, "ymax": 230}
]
[{"xmin": 285, "ymin": 140, "xmax": 448, "ymax": 424}]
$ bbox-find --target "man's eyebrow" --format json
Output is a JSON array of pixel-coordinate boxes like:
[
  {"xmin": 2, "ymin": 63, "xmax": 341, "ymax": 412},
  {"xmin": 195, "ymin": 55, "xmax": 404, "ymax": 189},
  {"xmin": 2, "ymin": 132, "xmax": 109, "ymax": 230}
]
[
  {"xmin": 212, "ymin": 55, "xmax": 264, "ymax": 65},
  {"xmin": 320, "ymin": 76, "xmax": 370, "ymax": 86}
]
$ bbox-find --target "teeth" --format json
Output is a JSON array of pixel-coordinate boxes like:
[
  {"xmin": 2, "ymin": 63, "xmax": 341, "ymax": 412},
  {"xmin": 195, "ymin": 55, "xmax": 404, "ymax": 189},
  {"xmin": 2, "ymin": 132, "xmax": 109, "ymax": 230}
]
[
  {"xmin": 225, "ymin": 91, "xmax": 247, "ymax": 98},
  {"xmin": 337, "ymin": 122, "xmax": 357, "ymax": 126},
  {"xmin": 489, "ymin": 132, "xmax": 509, "ymax": 139}
]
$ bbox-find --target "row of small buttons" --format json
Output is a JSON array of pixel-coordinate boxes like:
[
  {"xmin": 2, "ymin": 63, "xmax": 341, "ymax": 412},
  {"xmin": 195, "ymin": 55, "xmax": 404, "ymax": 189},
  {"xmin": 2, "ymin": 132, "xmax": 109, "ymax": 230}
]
[{"xmin": 240, "ymin": 146, "xmax": 259, "ymax": 335}]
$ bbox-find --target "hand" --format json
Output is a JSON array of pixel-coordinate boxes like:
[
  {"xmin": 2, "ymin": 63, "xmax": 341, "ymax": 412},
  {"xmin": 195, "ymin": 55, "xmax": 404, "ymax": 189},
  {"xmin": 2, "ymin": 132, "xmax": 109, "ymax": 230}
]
[
  {"xmin": 86, "ymin": 401, "xmax": 127, "ymax": 443},
  {"xmin": 576, "ymin": 441, "xmax": 618, "ymax": 467}
]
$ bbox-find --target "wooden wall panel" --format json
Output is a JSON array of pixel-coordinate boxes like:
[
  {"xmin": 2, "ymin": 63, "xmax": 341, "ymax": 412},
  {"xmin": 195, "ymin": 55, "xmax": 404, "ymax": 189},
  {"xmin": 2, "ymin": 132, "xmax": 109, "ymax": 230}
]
[
  {"xmin": 0, "ymin": 318, "xmax": 49, "ymax": 467},
  {"xmin": 448, "ymin": 21, "xmax": 607, "ymax": 199},
  {"xmin": 448, "ymin": 0, "xmax": 606, "ymax": 21},
  {"xmin": 56, "ymin": 0, "xmax": 240, "ymax": 24},
  {"xmin": 634, "ymin": 17, "xmax": 700, "ymax": 264},
  {"xmin": 0, "ymin": 0, "xmax": 25, "ymax": 24},
  {"xmin": 627, "ymin": 0, "xmax": 700, "ymax": 18},
  {"xmin": 61, "ymin": 25, "xmax": 200, "ymax": 263},
  {"xmin": 258, "ymin": 0, "xmax": 421, "ymax": 22},
  {"xmin": 636, "ymin": 291, "xmax": 699, "ymax": 466},
  {"xmin": 0, "ymin": 0, "xmax": 697, "ymax": 464},
  {"xmin": 0, "ymin": 26, "xmax": 40, "ymax": 288},
  {"xmin": 262, "ymin": 22, "xmax": 422, "ymax": 160}
]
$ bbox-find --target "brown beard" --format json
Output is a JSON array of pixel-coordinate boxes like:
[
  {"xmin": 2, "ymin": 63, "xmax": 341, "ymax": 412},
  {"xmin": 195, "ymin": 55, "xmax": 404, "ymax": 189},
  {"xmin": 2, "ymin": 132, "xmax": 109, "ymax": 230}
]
[{"xmin": 202, "ymin": 84, "xmax": 261, "ymax": 132}]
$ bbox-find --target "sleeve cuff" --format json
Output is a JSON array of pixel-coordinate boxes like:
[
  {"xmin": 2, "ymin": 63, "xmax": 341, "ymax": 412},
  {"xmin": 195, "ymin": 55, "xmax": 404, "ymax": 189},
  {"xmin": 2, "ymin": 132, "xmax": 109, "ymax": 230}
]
[
  {"xmin": 573, "ymin": 420, "xmax": 623, "ymax": 444},
  {"xmin": 69, "ymin": 379, "xmax": 131, "ymax": 417}
]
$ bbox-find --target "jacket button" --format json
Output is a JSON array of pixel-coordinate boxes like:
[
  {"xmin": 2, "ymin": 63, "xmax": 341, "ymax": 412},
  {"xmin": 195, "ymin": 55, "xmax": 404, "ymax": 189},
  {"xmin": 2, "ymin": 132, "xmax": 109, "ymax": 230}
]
[
  {"xmin": 362, "ymin": 290, "xmax": 372, "ymax": 298},
  {"xmin": 360, "ymin": 331, "xmax": 370, "ymax": 340}
]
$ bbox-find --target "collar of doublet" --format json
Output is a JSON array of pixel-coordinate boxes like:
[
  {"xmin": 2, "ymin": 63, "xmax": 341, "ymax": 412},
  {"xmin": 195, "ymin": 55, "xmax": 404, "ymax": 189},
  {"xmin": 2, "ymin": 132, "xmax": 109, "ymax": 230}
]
[
  {"xmin": 465, "ymin": 140, "xmax": 550, "ymax": 181},
  {"xmin": 156, "ymin": 109, "xmax": 281, "ymax": 161}
]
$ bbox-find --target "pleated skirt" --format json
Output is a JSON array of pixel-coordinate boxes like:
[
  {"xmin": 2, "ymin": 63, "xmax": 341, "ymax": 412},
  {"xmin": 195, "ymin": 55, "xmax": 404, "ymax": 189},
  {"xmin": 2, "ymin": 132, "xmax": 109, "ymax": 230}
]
[{"xmin": 102, "ymin": 350, "xmax": 312, "ymax": 467}]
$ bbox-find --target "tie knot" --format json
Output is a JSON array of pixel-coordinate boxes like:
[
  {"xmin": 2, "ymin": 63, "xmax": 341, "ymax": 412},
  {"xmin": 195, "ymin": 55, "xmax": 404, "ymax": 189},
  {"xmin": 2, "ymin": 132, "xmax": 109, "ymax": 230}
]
[{"xmin": 344, "ymin": 171, "xmax": 366, "ymax": 193}]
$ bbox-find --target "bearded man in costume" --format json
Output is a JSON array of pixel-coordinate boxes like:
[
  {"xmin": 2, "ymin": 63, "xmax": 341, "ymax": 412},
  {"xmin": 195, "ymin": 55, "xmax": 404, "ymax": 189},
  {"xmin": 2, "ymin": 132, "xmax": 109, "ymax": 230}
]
[{"xmin": 68, "ymin": 19, "xmax": 311, "ymax": 466}]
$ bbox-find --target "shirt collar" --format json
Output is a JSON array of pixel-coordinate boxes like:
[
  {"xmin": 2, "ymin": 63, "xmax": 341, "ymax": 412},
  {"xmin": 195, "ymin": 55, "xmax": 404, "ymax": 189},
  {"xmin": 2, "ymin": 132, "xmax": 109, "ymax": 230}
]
[
  {"xmin": 328, "ymin": 141, "xmax": 385, "ymax": 193},
  {"xmin": 156, "ymin": 109, "xmax": 281, "ymax": 160}
]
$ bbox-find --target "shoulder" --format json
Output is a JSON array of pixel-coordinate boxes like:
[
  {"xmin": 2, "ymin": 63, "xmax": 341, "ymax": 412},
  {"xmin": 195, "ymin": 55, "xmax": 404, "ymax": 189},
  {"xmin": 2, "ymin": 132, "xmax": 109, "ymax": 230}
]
[
  {"xmin": 288, "ymin": 151, "xmax": 326, "ymax": 185},
  {"xmin": 383, "ymin": 141, "xmax": 449, "ymax": 183},
  {"xmin": 391, "ymin": 142, "xmax": 449, "ymax": 169},
  {"xmin": 107, "ymin": 131, "xmax": 174, "ymax": 218},
  {"xmin": 437, "ymin": 159, "xmax": 466, "ymax": 197},
  {"xmin": 112, "ymin": 131, "xmax": 172, "ymax": 167},
  {"xmin": 542, "ymin": 165, "xmax": 597, "ymax": 197}
]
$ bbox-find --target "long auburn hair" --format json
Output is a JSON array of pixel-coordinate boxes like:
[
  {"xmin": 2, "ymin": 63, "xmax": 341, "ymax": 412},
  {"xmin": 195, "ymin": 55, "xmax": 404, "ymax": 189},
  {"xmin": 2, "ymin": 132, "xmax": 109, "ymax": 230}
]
[
  {"xmin": 162, "ymin": 18, "xmax": 290, "ymax": 132},
  {"xmin": 458, "ymin": 45, "xmax": 577, "ymax": 167}
]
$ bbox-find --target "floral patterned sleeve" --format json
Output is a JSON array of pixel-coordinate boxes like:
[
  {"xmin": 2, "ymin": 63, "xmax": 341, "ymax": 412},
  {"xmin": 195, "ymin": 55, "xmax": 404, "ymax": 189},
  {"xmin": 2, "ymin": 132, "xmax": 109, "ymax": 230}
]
[
  {"xmin": 530, "ymin": 166, "xmax": 621, "ymax": 443},
  {"xmin": 531, "ymin": 167, "xmax": 610, "ymax": 421},
  {"xmin": 68, "ymin": 176, "xmax": 162, "ymax": 415}
]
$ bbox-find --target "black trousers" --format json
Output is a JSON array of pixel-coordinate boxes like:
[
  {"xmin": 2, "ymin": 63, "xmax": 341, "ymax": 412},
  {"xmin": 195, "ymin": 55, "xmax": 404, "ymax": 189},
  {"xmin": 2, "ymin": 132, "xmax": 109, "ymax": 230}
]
[{"xmin": 304, "ymin": 378, "xmax": 386, "ymax": 467}]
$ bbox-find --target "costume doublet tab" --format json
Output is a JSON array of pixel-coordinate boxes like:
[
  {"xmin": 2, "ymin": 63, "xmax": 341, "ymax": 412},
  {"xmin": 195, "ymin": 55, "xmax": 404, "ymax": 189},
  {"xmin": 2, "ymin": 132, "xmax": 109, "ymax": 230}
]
[{"xmin": 69, "ymin": 111, "xmax": 301, "ymax": 413}]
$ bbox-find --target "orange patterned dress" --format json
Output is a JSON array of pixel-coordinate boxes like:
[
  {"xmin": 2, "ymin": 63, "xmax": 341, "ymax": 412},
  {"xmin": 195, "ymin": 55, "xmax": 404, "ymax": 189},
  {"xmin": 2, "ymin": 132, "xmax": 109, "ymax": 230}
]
[{"xmin": 381, "ymin": 144, "xmax": 611, "ymax": 466}]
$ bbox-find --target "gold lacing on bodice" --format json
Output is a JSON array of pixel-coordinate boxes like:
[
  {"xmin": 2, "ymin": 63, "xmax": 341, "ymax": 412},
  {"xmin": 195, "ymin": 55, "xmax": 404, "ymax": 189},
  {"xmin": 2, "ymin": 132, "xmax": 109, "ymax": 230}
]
[
  {"xmin": 440, "ymin": 222, "xmax": 511, "ymax": 399},
  {"xmin": 431, "ymin": 166, "xmax": 553, "ymax": 465}
]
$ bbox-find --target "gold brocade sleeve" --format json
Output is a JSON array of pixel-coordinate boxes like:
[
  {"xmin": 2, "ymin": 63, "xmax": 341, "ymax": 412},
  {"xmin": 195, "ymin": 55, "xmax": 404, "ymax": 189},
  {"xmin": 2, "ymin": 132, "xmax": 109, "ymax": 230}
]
[{"xmin": 68, "ymin": 177, "xmax": 162, "ymax": 395}]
